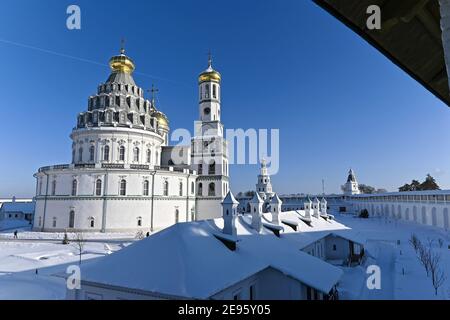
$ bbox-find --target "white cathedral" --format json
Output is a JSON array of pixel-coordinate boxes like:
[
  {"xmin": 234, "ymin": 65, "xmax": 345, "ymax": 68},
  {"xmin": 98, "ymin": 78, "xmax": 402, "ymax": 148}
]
[{"xmin": 33, "ymin": 48, "xmax": 229, "ymax": 232}]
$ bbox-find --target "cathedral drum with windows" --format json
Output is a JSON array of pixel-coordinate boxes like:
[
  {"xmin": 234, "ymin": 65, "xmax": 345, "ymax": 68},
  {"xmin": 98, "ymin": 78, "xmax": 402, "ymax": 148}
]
[{"xmin": 32, "ymin": 48, "xmax": 229, "ymax": 232}]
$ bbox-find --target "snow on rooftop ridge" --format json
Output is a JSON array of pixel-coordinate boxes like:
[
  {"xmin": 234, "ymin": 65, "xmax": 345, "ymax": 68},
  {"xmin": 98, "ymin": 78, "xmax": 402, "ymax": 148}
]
[
  {"xmin": 270, "ymin": 193, "xmax": 282, "ymax": 204},
  {"xmin": 80, "ymin": 216, "xmax": 344, "ymax": 297},
  {"xmin": 222, "ymin": 191, "xmax": 239, "ymax": 205},
  {"xmin": 250, "ymin": 192, "xmax": 264, "ymax": 204}
]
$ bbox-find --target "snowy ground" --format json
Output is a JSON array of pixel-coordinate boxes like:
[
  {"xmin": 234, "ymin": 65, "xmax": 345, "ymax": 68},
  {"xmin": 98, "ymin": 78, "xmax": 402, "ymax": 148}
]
[
  {"xmin": 0, "ymin": 238, "xmax": 133, "ymax": 299},
  {"xmin": 0, "ymin": 215, "xmax": 448, "ymax": 300},
  {"xmin": 335, "ymin": 213, "xmax": 450, "ymax": 300},
  {"xmin": 0, "ymin": 219, "xmax": 32, "ymax": 232}
]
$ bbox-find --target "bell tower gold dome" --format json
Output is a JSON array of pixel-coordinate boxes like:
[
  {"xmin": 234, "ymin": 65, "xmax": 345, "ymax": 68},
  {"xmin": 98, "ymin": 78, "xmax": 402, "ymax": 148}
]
[
  {"xmin": 109, "ymin": 48, "xmax": 135, "ymax": 74},
  {"xmin": 198, "ymin": 55, "xmax": 221, "ymax": 83}
]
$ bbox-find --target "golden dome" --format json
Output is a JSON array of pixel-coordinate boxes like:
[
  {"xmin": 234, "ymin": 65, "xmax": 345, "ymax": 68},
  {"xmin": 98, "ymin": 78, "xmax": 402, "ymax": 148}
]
[
  {"xmin": 109, "ymin": 49, "xmax": 135, "ymax": 74},
  {"xmin": 198, "ymin": 56, "xmax": 221, "ymax": 83},
  {"xmin": 153, "ymin": 111, "xmax": 169, "ymax": 129},
  {"xmin": 199, "ymin": 70, "xmax": 221, "ymax": 83}
]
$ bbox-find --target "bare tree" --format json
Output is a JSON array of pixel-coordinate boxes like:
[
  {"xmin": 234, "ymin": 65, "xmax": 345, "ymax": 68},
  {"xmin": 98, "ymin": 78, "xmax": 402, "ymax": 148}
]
[
  {"xmin": 417, "ymin": 244, "xmax": 431, "ymax": 277},
  {"xmin": 429, "ymin": 251, "xmax": 447, "ymax": 296},
  {"xmin": 409, "ymin": 233, "xmax": 421, "ymax": 252},
  {"xmin": 72, "ymin": 232, "xmax": 86, "ymax": 265}
]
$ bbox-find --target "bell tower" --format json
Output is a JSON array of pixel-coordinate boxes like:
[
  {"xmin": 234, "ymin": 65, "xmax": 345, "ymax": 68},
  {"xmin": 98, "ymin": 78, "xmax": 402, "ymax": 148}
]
[{"xmin": 192, "ymin": 54, "xmax": 229, "ymax": 220}]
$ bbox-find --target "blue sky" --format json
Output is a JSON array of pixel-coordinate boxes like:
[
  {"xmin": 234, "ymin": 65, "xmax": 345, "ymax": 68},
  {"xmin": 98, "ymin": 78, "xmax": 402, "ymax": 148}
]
[{"xmin": 1, "ymin": 0, "xmax": 449, "ymax": 197}]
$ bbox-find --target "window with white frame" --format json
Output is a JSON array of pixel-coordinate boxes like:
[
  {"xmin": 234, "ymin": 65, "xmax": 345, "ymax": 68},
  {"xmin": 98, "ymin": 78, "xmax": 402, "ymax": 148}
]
[
  {"xmin": 120, "ymin": 179, "xmax": 127, "ymax": 196},
  {"xmin": 71, "ymin": 179, "xmax": 78, "ymax": 196},
  {"xmin": 143, "ymin": 180, "xmax": 149, "ymax": 196}
]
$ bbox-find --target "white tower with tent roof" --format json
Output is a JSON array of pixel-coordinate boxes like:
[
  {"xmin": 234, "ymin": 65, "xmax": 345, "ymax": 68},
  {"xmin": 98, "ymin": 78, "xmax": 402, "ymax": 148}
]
[
  {"xmin": 343, "ymin": 169, "xmax": 360, "ymax": 195},
  {"xmin": 320, "ymin": 197, "xmax": 328, "ymax": 216},
  {"xmin": 249, "ymin": 192, "xmax": 263, "ymax": 232},
  {"xmin": 222, "ymin": 191, "xmax": 239, "ymax": 236},
  {"xmin": 269, "ymin": 193, "xmax": 282, "ymax": 224},
  {"xmin": 313, "ymin": 197, "xmax": 320, "ymax": 218},
  {"xmin": 304, "ymin": 197, "xmax": 312, "ymax": 220}
]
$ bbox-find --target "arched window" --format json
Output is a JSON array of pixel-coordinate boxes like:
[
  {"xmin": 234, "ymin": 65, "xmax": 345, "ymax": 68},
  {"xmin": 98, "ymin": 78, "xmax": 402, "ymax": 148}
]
[
  {"xmin": 208, "ymin": 183, "xmax": 215, "ymax": 196},
  {"xmin": 119, "ymin": 146, "xmax": 125, "ymax": 161},
  {"xmin": 78, "ymin": 147, "xmax": 83, "ymax": 162},
  {"xmin": 137, "ymin": 217, "xmax": 142, "ymax": 227},
  {"xmin": 69, "ymin": 210, "xmax": 75, "ymax": 228},
  {"xmin": 103, "ymin": 145, "xmax": 110, "ymax": 161},
  {"xmin": 198, "ymin": 183, "xmax": 203, "ymax": 196},
  {"xmin": 89, "ymin": 146, "xmax": 95, "ymax": 162},
  {"xmin": 209, "ymin": 161, "xmax": 215, "ymax": 175},
  {"xmin": 146, "ymin": 149, "xmax": 151, "ymax": 163},
  {"xmin": 72, "ymin": 179, "xmax": 78, "ymax": 196},
  {"xmin": 52, "ymin": 217, "xmax": 57, "ymax": 228},
  {"xmin": 213, "ymin": 84, "xmax": 217, "ymax": 99},
  {"xmin": 198, "ymin": 161, "xmax": 203, "ymax": 175},
  {"xmin": 163, "ymin": 181, "xmax": 169, "ymax": 196},
  {"xmin": 175, "ymin": 209, "xmax": 180, "ymax": 223},
  {"xmin": 155, "ymin": 151, "xmax": 159, "ymax": 164},
  {"xmin": 95, "ymin": 179, "xmax": 102, "ymax": 196},
  {"xmin": 205, "ymin": 84, "xmax": 210, "ymax": 98},
  {"xmin": 191, "ymin": 207, "xmax": 195, "ymax": 221},
  {"xmin": 120, "ymin": 179, "xmax": 127, "ymax": 196},
  {"xmin": 143, "ymin": 180, "xmax": 149, "ymax": 196},
  {"xmin": 52, "ymin": 180, "xmax": 57, "ymax": 196},
  {"xmin": 179, "ymin": 182, "xmax": 183, "ymax": 196},
  {"xmin": 133, "ymin": 147, "xmax": 140, "ymax": 162},
  {"xmin": 89, "ymin": 217, "xmax": 95, "ymax": 228},
  {"xmin": 38, "ymin": 216, "xmax": 42, "ymax": 227},
  {"xmin": 72, "ymin": 149, "xmax": 75, "ymax": 163},
  {"xmin": 191, "ymin": 181, "xmax": 195, "ymax": 195}
]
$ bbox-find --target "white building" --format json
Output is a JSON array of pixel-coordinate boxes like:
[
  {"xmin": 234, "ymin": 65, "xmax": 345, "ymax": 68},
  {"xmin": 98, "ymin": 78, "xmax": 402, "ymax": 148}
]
[
  {"xmin": 256, "ymin": 158, "xmax": 273, "ymax": 201},
  {"xmin": 343, "ymin": 169, "xmax": 360, "ymax": 195},
  {"xmin": 66, "ymin": 190, "xmax": 367, "ymax": 300},
  {"xmin": 0, "ymin": 197, "xmax": 35, "ymax": 222},
  {"xmin": 33, "ymin": 49, "xmax": 228, "ymax": 232}
]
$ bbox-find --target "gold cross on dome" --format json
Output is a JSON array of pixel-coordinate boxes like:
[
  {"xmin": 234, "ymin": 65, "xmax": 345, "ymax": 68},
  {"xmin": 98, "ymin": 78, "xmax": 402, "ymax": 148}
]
[
  {"xmin": 120, "ymin": 38, "xmax": 126, "ymax": 54},
  {"xmin": 147, "ymin": 84, "xmax": 159, "ymax": 104},
  {"xmin": 207, "ymin": 50, "xmax": 212, "ymax": 67}
]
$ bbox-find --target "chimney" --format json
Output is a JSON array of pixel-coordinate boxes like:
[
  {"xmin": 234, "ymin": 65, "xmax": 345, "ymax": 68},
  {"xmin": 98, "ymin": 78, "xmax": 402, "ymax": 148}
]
[
  {"xmin": 269, "ymin": 193, "xmax": 282, "ymax": 224},
  {"xmin": 304, "ymin": 196, "xmax": 312, "ymax": 219},
  {"xmin": 313, "ymin": 197, "xmax": 320, "ymax": 218},
  {"xmin": 222, "ymin": 191, "xmax": 239, "ymax": 236},
  {"xmin": 250, "ymin": 192, "xmax": 264, "ymax": 232},
  {"xmin": 320, "ymin": 197, "xmax": 328, "ymax": 216}
]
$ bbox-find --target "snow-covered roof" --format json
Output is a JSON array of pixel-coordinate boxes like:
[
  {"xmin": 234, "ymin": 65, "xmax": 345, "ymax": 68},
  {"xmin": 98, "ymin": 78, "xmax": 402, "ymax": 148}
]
[
  {"xmin": 263, "ymin": 210, "xmax": 364, "ymax": 250},
  {"xmin": 350, "ymin": 189, "xmax": 450, "ymax": 197},
  {"xmin": 80, "ymin": 215, "xmax": 343, "ymax": 298},
  {"xmin": 222, "ymin": 191, "xmax": 239, "ymax": 205},
  {"xmin": 0, "ymin": 201, "xmax": 35, "ymax": 214},
  {"xmin": 270, "ymin": 193, "xmax": 282, "ymax": 204},
  {"xmin": 250, "ymin": 192, "xmax": 263, "ymax": 204}
]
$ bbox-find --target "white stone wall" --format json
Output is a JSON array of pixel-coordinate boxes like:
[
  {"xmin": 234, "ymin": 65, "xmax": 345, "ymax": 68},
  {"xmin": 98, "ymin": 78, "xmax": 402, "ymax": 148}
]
[
  {"xmin": 33, "ymin": 167, "xmax": 197, "ymax": 232},
  {"xmin": 351, "ymin": 199, "xmax": 450, "ymax": 230}
]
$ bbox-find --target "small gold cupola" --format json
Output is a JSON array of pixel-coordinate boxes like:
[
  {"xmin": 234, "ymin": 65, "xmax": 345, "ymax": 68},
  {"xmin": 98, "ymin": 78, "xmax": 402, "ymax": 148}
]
[
  {"xmin": 154, "ymin": 110, "xmax": 169, "ymax": 129},
  {"xmin": 109, "ymin": 47, "xmax": 135, "ymax": 74},
  {"xmin": 198, "ymin": 54, "xmax": 221, "ymax": 84}
]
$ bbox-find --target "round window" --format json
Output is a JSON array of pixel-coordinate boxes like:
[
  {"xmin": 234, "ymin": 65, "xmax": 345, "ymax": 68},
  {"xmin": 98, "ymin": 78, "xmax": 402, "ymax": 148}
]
[{"xmin": 204, "ymin": 107, "xmax": 211, "ymax": 115}]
